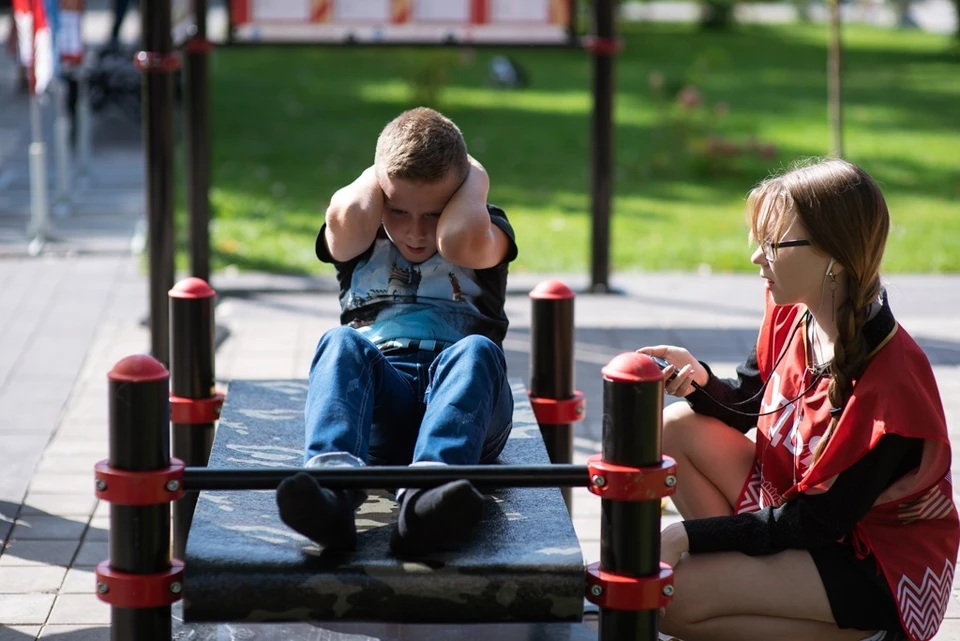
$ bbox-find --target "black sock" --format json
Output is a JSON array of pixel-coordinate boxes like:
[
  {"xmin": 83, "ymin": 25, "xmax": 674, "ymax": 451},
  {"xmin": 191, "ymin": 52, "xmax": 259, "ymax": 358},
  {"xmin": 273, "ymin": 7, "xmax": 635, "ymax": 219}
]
[
  {"xmin": 276, "ymin": 471, "xmax": 357, "ymax": 552},
  {"xmin": 390, "ymin": 479, "xmax": 485, "ymax": 556}
]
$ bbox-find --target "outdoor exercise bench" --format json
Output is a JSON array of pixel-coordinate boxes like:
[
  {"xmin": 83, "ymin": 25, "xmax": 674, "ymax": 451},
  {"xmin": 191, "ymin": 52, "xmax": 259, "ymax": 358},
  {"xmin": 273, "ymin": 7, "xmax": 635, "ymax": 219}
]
[
  {"xmin": 94, "ymin": 278, "xmax": 677, "ymax": 641},
  {"xmin": 182, "ymin": 379, "xmax": 586, "ymax": 624}
]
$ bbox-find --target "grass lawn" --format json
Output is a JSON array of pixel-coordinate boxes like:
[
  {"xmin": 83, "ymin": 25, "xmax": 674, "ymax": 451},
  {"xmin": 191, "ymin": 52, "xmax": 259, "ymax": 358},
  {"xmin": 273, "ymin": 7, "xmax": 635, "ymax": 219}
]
[{"xmin": 186, "ymin": 22, "xmax": 960, "ymax": 276}]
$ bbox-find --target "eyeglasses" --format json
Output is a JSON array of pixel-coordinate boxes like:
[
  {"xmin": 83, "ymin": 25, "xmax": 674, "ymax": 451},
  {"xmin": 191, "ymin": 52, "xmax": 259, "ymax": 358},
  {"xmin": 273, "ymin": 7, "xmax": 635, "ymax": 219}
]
[{"xmin": 761, "ymin": 239, "xmax": 812, "ymax": 261}]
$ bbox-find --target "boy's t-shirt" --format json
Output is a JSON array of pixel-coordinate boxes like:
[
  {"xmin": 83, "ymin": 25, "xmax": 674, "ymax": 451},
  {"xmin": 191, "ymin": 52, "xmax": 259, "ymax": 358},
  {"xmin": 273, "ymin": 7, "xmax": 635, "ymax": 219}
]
[{"xmin": 315, "ymin": 204, "xmax": 518, "ymax": 349}]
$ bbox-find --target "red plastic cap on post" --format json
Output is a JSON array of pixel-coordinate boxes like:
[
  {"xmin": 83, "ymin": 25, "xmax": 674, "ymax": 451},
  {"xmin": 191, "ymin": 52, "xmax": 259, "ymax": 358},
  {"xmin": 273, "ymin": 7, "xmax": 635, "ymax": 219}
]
[
  {"xmin": 108, "ymin": 355, "xmax": 169, "ymax": 383},
  {"xmin": 169, "ymin": 277, "xmax": 216, "ymax": 300},
  {"xmin": 602, "ymin": 353, "xmax": 663, "ymax": 384},
  {"xmin": 529, "ymin": 280, "xmax": 575, "ymax": 300}
]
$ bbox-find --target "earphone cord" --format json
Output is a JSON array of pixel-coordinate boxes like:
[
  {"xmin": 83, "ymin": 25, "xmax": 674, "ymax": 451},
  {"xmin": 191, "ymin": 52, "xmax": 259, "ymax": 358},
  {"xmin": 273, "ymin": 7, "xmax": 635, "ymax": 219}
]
[{"xmin": 685, "ymin": 311, "xmax": 825, "ymax": 418}]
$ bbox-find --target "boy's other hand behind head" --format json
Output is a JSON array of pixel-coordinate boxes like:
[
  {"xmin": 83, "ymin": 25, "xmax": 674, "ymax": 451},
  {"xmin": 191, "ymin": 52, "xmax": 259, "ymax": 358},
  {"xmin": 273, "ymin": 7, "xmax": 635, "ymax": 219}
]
[{"xmin": 323, "ymin": 166, "xmax": 386, "ymax": 263}]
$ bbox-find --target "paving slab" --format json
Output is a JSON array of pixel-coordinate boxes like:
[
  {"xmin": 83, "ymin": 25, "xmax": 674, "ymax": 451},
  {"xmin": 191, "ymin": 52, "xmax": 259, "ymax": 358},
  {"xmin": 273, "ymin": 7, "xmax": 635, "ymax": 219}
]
[
  {"xmin": 37, "ymin": 627, "xmax": 109, "ymax": 641},
  {"xmin": 9, "ymin": 516, "xmax": 87, "ymax": 541},
  {"xmin": 0, "ymin": 566, "xmax": 67, "ymax": 593},
  {"xmin": 0, "ymin": 595, "xmax": 56, "ymax": 626}
]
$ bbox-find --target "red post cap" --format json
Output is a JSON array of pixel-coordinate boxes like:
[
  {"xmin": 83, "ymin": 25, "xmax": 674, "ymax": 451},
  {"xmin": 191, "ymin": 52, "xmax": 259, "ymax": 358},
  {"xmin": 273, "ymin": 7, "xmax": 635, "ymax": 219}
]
[
  {"xmin": 601, "ymin": 353, "xmax": 663, "ymax": 384},
  {"xmin": 108, "ymin": 355, "xmax": 169, "ymax": 383},
  {"xmin": 169, "ymin": 277, "xmax": 216, "ymax": 300},
  {"xmin": 529, "ymin": 280, "xmax": 575, "ymax": 300}
]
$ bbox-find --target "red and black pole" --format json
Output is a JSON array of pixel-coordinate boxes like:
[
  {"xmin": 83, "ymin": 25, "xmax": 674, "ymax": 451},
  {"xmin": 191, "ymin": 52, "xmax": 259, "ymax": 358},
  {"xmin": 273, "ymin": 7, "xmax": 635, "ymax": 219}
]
[
  {"xmin": 528, "ymin": 280, "xmax": 585, "ymax": 514},
  {"xmin": 586, "ymin": 353, "xmax": 677, "ymax": 641},
  {"xmin": 169, "ymin": 277, "xmax": 223, "ymax": 559},
  {"xmin": 94, "ymin": 355, "xmax": 185, "ymax": 641}
]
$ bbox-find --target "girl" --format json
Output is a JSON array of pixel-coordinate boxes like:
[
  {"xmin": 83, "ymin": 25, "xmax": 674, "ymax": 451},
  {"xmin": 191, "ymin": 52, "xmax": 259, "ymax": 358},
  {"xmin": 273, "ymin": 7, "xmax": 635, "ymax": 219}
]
[{"xmin": 641, "ymin": 159, "xmax": 958, "ymax": 641}]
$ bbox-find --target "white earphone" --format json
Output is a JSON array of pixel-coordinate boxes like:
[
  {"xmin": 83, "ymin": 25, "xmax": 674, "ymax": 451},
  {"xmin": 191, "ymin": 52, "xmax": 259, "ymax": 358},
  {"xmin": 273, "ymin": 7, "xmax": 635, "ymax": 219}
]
[{"xmin": 826, "ymin": 259, "xmax": 834, "ymax": 277}]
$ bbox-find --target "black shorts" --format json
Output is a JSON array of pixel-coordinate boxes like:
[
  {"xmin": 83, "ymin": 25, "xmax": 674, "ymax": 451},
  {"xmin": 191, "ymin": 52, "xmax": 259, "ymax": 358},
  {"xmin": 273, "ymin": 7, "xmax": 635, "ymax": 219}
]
[{"xmin": 811, "ymin": 541, "xmax": 904, "ymax": 633}]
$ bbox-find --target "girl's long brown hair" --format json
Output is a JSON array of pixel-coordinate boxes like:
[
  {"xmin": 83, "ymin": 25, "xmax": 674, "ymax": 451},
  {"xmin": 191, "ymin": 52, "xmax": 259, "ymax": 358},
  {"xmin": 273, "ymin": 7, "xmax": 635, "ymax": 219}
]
[{"xmin": 747, "ymin": 159, "xmax": 890, "ymax": 461}]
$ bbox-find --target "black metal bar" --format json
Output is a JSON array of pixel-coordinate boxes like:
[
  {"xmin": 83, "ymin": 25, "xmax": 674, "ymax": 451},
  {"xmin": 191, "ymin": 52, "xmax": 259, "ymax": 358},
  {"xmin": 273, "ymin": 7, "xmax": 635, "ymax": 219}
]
[
  {"xmin": 184, "ymin": 0, "xmax": 211, "ymax": 282},
  {"xmin": 107, "ymin": 355, "xmax": 173, "ymax": 641},
  {"xmin": 183, "ymin": 464, "xmax": 590, "ymax": 492},
  {"xmin": 141, "ymin": 0, "xmax": 177, "ymax": 367},
  {"xmin": 588, "ymin": 0, "xmax": 616, "ymax": 293},
  {"xmin": 599, "ymin": 354, "xmax": 664, "ymax": 641},
  {"xmin": 169, "ymin": 277, "xmax": 217, "ymax": 560},
  {"xmin": 220, "ymin": 39, "xmax": 581, "ymax": 50},
  {"xmin": 529, "ymin": 280, "xmax": 577, "ymax": 513}
]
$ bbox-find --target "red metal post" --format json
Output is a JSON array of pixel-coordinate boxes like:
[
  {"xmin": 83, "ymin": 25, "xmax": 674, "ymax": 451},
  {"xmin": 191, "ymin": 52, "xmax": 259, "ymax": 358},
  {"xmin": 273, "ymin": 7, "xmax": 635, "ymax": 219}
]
[
  {"xmin": 169, "ymin": 277, "xmax": 221, "ymax": 559},
  {"xmin": 588, "ymin": 352, "xmax": 675, "ymax": 641},
  {"xmin": 95, "ymin": 355, "xmax": 180, "ymax": 641},
  {"xmin": 529, "ymin": 280, "xmax": 585, "ymax": 514}
]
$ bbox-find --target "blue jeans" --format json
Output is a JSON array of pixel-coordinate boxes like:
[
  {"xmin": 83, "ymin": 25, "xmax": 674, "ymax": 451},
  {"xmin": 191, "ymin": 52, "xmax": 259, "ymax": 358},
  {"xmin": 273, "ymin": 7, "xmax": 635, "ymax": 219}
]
[{"xmin": 304, "ymin": 327, "xmax": 513, "ymax": 469}]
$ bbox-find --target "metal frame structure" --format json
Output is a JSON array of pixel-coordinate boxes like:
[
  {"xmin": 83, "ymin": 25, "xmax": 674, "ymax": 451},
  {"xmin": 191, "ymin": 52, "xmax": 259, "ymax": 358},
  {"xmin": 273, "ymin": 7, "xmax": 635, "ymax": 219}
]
[
  {"xmin": 138, "ymin": 0, "xmax": 619, "ymax": 364},
  {"xmin": 93, "ymin": 276, "xmax": 675, "ymax": 641}
]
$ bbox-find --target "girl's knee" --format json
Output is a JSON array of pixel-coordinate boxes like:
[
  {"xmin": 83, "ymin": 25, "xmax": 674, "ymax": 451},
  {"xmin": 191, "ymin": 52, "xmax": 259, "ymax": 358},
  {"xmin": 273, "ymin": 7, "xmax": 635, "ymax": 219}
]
[
  {"xmin": 662, "ymin": 401, "xmax": 699, "ymax": 455},
  {"xmin": 657, "ymin": 560, "xmax": 713, "ymax": 638},
  {"xmin": 657, "ymin": 611, "xmax": 686, "ymax": 639},
  {"xmin": 658, "ymin": 597, "xmax": 696, "ymax": 639}
]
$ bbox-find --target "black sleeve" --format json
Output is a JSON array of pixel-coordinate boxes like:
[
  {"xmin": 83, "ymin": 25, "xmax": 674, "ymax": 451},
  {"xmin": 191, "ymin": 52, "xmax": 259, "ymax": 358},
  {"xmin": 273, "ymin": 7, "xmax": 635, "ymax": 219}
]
[
  {"xmin": 315, "ymin": 223, "xmax": 334, "ymax": 263},
  {"xmin": 685, "ymin": 346, "xmax": 764, "ymax": 433},
  {"xmin": 487, "ymin": 204, "xmax": 518, "ymax": 266},
  {"xmin": 683, "ymin": 434, "xmax": 924, "ymax": 556}
]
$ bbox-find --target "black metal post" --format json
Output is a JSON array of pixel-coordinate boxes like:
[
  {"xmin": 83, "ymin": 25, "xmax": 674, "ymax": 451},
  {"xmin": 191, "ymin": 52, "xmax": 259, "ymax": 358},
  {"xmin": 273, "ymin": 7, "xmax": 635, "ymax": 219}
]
[
  {"xmin": 140, "ymin": 0, "xmax": 177, "ymax": 367},
  {"xmin": 588, "ymin": 0, "xmax": 616, "ymax": 293},
  {"xmin": 599, "ymin": 353, "xmax": 664, "ymax": 641},
  {"xmin": 184, "ymin": 0, "xmax": 211, "ymax": 282},
  {"xmin": 169, "ymin": 277, "xmax": 217, "ymax": 559},
  {"xmin": 529, "ymin": 280, "xmax": 577, "ymax": 513},
  {"xmin": 183, "ymin": 464, "xmax": 590, "ymax": 492},
  {"xmin": 106, "ymin": 355, "xmax": 174, "ymax": 641}
]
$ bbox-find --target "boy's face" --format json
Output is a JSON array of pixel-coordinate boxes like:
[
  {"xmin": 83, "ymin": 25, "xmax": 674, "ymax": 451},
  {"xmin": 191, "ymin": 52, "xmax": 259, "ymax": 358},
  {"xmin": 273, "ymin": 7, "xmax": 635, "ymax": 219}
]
[{"xmin": 379, "ymin": 171, "xmax": 461, "ymax": 263}]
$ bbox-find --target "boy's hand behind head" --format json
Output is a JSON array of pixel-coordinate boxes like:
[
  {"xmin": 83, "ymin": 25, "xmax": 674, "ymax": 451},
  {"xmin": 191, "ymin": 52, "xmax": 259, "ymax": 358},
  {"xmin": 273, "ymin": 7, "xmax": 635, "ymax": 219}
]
[{"xmin": 322, "ymin": 165, "xmax": 385, "ymax": 263}]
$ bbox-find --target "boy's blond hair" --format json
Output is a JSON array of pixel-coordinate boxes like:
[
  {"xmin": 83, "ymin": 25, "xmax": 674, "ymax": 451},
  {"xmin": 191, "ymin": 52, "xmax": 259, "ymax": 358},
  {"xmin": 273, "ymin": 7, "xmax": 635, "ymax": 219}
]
[{"xmin": 375, "ymin": 107, "xmax": 470, "ymax": 185}]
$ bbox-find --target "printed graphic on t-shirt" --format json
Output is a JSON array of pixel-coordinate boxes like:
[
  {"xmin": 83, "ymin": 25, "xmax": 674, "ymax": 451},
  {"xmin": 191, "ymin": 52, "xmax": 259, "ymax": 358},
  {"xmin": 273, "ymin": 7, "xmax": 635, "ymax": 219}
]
[{"xmin": 345, "ymin": 239, "xmax": 487, "ymax": 345}]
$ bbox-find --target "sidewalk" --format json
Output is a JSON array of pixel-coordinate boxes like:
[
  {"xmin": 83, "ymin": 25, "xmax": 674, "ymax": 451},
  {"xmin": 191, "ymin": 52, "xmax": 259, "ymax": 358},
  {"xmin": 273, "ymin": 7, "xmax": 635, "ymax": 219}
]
[{"xmin": 2, "ymin": 254, "xmax": 960, "ymax": 639}]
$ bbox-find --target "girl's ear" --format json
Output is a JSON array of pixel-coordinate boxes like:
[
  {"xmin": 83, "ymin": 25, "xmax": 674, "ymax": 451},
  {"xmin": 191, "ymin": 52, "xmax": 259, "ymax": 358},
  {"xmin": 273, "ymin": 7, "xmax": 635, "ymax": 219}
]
[{"xmin": 826, "ymin": 258, "xmax": 845, "ymax": 277}]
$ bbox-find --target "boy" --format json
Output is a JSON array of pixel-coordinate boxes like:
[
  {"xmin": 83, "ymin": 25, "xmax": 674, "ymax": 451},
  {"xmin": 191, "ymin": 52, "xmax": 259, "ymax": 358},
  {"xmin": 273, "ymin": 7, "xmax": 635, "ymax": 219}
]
[{"xmin": 276, "ymin": 107, "xmax": 518, "ymax": 557}]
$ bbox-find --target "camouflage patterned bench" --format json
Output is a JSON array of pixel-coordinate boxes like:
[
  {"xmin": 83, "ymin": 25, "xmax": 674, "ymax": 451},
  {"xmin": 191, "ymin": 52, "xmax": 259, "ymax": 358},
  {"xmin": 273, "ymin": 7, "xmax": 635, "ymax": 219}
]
[{"xmin": 182, "ymin": 379, "xmax": 587, "ymax": 625}]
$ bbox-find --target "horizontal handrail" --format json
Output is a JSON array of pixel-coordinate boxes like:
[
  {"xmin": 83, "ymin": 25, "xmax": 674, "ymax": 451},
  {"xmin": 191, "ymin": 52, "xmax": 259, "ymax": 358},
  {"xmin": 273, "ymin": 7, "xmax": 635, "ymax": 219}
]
[{"xmin": 183, "ymin": 464, "xmax": 591, "ymax": 491}]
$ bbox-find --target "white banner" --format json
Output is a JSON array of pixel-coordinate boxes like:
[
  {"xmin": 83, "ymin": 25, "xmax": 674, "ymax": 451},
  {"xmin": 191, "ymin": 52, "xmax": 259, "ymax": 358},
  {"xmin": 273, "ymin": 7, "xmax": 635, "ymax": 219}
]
[{"xmin": 230, "ymin": 0, "xmax": 575, "ymax": 44}]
